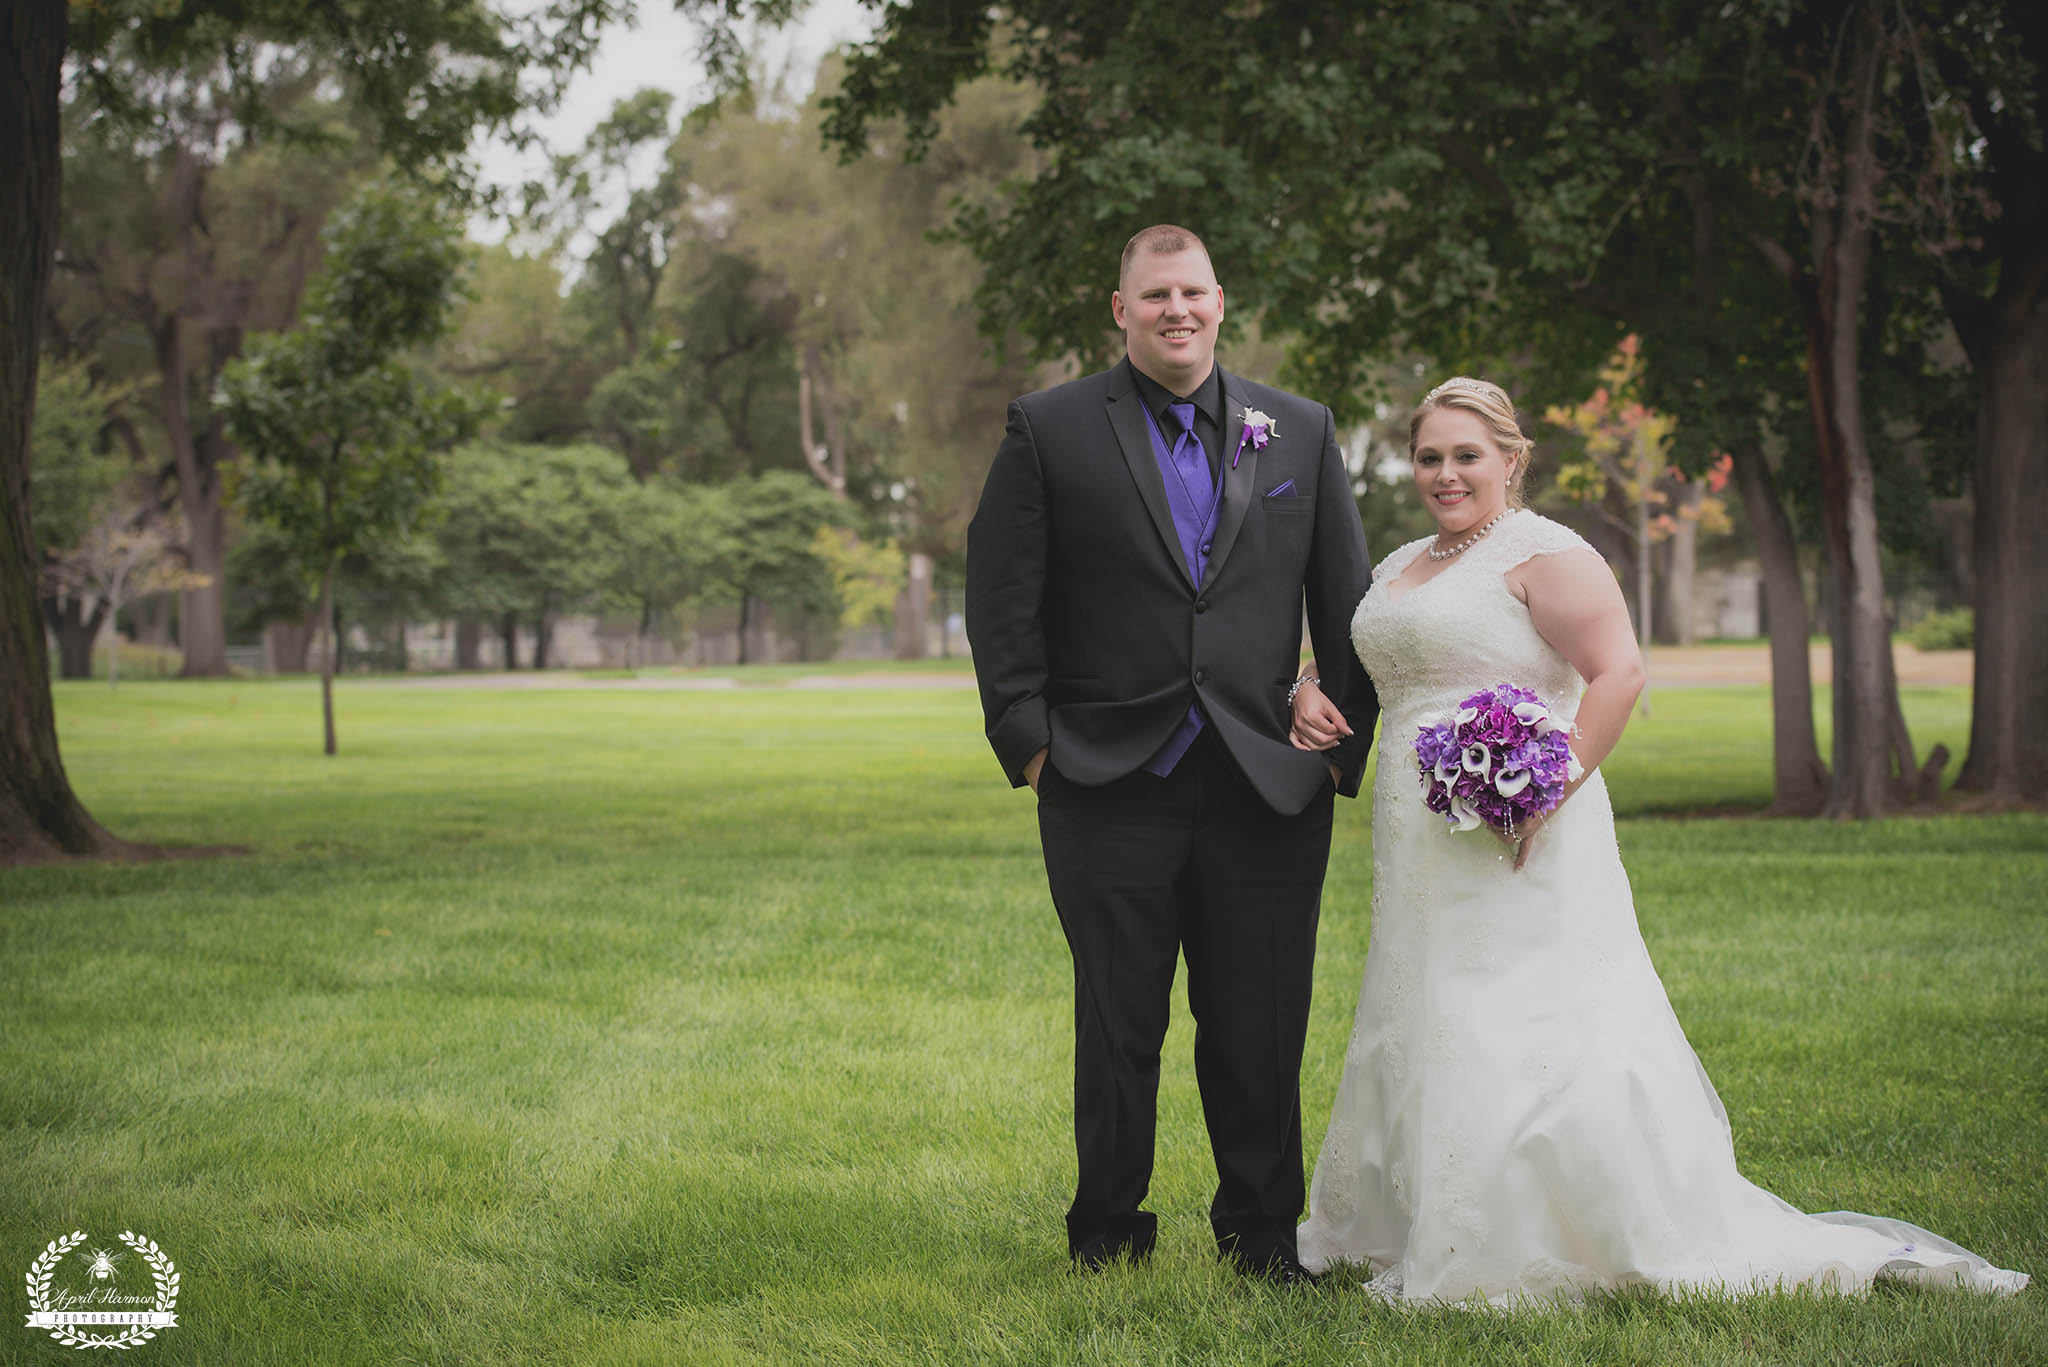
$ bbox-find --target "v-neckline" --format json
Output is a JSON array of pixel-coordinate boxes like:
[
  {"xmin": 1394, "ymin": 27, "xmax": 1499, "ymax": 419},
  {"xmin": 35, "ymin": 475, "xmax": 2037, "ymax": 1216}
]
[
  {"xmin": 1382, "ymin": 545, "xmax": 1464, "ymax": 608},
  {"xmin": 1382, "ymin": 511, "xmax": 1524, "ymax": 607}
]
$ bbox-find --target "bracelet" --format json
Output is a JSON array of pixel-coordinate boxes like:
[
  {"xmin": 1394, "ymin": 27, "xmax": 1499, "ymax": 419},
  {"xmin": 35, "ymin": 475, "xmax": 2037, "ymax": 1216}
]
[{"xmin": 1287, "ymin": 674, "xmax": 1320, "ymax": 707}]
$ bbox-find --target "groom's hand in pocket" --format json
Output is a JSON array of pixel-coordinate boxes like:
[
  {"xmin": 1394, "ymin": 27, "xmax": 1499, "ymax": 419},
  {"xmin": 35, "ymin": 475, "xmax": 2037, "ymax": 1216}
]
[{"xmin": 1024, "ymin": 748, "xmax": 1048, "ymax": 792}]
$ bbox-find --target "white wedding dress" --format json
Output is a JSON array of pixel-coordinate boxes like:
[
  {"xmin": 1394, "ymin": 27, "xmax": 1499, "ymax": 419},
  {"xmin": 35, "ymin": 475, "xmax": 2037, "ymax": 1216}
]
[{"xmin": 1297, "ymin": 510, "xmax": 2027, "ymax": 1304}]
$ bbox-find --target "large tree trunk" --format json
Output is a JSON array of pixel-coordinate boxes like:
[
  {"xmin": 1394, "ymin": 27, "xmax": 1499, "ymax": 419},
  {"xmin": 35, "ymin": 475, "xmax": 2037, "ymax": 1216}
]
[
  {"xmin": 42, "ymin": 591, "xmax": 108, "ymax": 679},
  {"xmin": 1953, "ymin": 297, "xmax": 2048, "ymax": 800},
  {"xmin": 178, "ymin": 419, "xmax": 232, "ymax": 675},
  {"xmin": 1945, "ymin": 1, "xmax": 2048, "ymax": 803},
  {"xmin": 265, "ymin": 612, "xmax": 314, "ymax": 674},
  {"xmin": 0, "ymin": 0, "xmax": 123, "ymax": 861},
  {"xmin": 1728, "ymin": 443, "xmax": 1829, "ymax": 815},
  {"xmin": 318, "ymin": 556, "xmax": 337, "ymax": 756},
  {"xmin": 454, "ymin": 617, "xmax": 481, "ymax": 669},
  {"xmin": 151, "ymin": 317, "xmax": 230, "ymax": 678},
  {"xmin": 895, "ymin": 549, "xmax": 933, "ymax": 660},
  {"xmin": 531, "ymin": 613, "xmax": 552, "ymax": 669},
  {"xmin": 1798, "ymin": 4, "xmax": 1916, "ymax": 818},
  {"xmin": 1661, "ymin": 483, "xmax": 1701, "ymax": 648},
  {"xmin": 498, "ymin": 610, "xmax": 518, "ymax": 670}
]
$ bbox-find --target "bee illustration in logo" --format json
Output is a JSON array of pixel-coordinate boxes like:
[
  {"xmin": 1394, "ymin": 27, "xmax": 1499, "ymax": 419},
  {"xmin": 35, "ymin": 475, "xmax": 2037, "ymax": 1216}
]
[{"xmin": 86, "ymin": 1247, "xmax": 122, "ymax": 1280}]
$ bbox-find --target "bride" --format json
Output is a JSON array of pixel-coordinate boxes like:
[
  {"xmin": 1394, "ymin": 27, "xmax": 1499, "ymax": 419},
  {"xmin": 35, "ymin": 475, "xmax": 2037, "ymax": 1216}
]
[{"xmin": 1283, "ymin": 376, "xmax": 2027, "ymax": 1304}]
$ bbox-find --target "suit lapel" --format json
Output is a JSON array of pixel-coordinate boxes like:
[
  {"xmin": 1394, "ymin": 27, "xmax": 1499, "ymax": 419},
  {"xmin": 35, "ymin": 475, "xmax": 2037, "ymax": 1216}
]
[
  {"xmin": 1106, "ymin": 363, "xmax": 1199, "ymax": 593},
  {"xmin": 1202, "ymin": 369, "xmax": 1258, "ymax": 589}
]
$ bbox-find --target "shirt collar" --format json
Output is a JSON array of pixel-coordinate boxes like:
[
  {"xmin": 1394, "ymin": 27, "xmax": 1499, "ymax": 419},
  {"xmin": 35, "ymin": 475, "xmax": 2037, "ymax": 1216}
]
[{"xmin": 1128, "ymin": 359, "xmax": 1222, "ymax": 430}]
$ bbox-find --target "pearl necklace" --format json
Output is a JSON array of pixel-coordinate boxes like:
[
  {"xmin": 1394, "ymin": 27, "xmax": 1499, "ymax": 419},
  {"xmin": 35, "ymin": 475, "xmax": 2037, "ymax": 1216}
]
[{"xmin": 1427, "ymin": 510, "xmax": 1508, "ymax": 561}]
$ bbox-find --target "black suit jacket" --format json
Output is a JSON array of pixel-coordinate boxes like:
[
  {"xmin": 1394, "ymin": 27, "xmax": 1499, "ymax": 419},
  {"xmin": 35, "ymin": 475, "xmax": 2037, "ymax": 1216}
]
[{"xmin": 966, "ymin": 358, "xmax": 1379, "ymax": 815}]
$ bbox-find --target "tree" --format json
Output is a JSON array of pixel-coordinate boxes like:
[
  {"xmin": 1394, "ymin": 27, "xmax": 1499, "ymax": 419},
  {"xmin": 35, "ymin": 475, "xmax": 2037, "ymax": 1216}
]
[
  {"xmin": 697, "ymin": 470, "xmax": 848, "ymax": 663},
  {"xmin": 671, "ymin": 58, "xmax": 1046, "ymax": 654},
  {"xmin": 1544, "ymin": 340, "xmax": 1735, "ymax": 661},
  {"xmin": 44, "ymin": 507, "xmax": 201, "ymax": 688},
  {"xmin": 1, "ymin": 0, "xmax": 111, "ymax": 862},
  {"xmin": 1930, "ymin": 5, "xmax": 2048, "ymax": 802},
  {"xmin": 761, "ymin": 0, "xmax": 2028, "ymax": 814},
  {"xmin": 431, "ymin": 442, "xmax": 638, "ymax": 668},
  {"xmin": 609, "ymin": 479, "xmax": 724, "ymax": 664},
  {"xmin": 432, "ymin": 245, "xmax": 599, "ymax": 447},
  {"xmin": 29, "ymin": 355, "xmax": 135, "ymax": 677},
  {"xmin": 3, "ymin": 0, "xmax": 623, "ymax": 858},
  {"xmin": 54, "ymin": 67, "xmax": 368, "ymax": 679},
  {"xmin": 223, "ymin": 183, "xmax": 477, "ymax": 753},
  {"xmin": 811, "ymin": 524, "xmax": 907, "ymax": 630}
]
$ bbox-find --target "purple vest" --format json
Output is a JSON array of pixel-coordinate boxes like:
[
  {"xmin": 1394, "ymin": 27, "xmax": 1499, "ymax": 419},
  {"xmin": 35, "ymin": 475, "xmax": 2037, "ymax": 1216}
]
[{"xmin": 1141, "ymin": 400, "xmax": 1220, "ymax": 775}]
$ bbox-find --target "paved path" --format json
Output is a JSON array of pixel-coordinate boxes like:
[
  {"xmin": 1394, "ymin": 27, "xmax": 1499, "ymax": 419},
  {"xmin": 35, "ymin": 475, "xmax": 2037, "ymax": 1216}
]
[
  {"xmin": 1645, "ymin": 642, "xmax": 1970, "ymax": 688},
  {"xmin": 359, "ymin": 643, "xmax": 1970, "ymax": 690}
]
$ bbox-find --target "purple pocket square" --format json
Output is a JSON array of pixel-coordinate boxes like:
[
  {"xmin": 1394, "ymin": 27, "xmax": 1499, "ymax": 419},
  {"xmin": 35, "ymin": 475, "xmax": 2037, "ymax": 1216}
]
[{"xmin": 1264, "ymin": 479, "xmax": 1296, "ymax": 498}]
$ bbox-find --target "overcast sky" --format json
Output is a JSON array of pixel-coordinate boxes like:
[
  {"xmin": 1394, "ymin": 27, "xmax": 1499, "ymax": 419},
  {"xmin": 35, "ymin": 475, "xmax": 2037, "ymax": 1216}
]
[{"xmin": 473, "ymin": 0, "xmax": 876, "ymax": 244}]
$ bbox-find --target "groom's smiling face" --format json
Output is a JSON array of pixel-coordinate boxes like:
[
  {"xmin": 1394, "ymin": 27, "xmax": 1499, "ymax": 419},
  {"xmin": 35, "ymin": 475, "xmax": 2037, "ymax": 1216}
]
[{"xmin": 1113, "ymin": 247, "xmax": 1224, "ymax": 392}]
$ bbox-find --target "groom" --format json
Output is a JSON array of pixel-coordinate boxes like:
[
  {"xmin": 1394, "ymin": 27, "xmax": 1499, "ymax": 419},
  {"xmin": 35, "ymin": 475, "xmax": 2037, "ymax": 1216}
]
[{"xmin": 966, "ymin": 225, "xmax": 1378, "ymax": 1281}]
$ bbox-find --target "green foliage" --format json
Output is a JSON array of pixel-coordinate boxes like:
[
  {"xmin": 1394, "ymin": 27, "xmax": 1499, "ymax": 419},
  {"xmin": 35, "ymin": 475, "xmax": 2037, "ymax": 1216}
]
[
  {"xmin": 64, "ymin": 0, "xmax": 633, "ymax": 200},
  {"xmin": 27, "ymin": 356, "xmax": 133, "ymax": 555},
  {"xmin": 584, "ymin": 359, "xmax": 680, "ymax": 476},
  {"xmin": 1907, "ymin": 608, "xmax": 1974, "ymax": 652},
  {"xmin": 788, "ymin": 0, "xmax": 2005, "ymax": 511},
  {"xmin": 423, "ymin": 449, "xmax": 854, "ymax": 639},
  {"xmin": 699, "ymin": 469, "xmax": 848, "ymax": 616},
  {"xmin": 224, "ymin": 182, "xmax": 479, "ymax": 584},
  {"xmin": 431, "ymin": 245, "xmax": 596, "ymax": 445},
  {"xmin": 223, "ymin": 516, "xmax": 315, "ymax": 638},
  {"xmin": 651, "ymin": 248, "xmax": 802, "ymax": 480},
  {"xmin": 654, "ymin": 60, "xmax": 1045, "ymax": 550},
  {"xmin": 810, "ymin": 525, "xmax": 907, "ymax": 627},
  {"xmin": 430, "ymin": 441, "xmax": 643, "ymax": 625}
]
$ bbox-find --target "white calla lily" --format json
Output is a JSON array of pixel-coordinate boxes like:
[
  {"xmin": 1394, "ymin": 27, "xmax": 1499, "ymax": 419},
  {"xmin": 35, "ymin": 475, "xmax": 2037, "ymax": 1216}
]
[
  {"xmin": 1494, "ymin": 768, "xmax": 1532, "ymax": 798},
  {"xmin": 1512, "ymin": 700, "xmax": 1549, "ymax": 725},
  {"xmin": 1447, "ymin": 794, "xmax": 1483, "ymax": 831},
  {"xmin": 1461, "ymin": 743, "xmax": 1491, "ymax": 777}
]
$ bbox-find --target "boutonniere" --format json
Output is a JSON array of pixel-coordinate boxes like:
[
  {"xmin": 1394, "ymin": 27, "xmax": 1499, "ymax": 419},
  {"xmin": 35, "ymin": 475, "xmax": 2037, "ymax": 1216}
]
[{"xmin": 1233, "ymin": 408, "xmax": 1278, "ymax": 468}]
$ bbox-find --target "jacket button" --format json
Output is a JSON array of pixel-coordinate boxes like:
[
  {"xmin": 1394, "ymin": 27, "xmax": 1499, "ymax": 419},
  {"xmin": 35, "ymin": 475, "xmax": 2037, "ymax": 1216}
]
[
  {"xmin": 1194, "ymin": 668, "xmax": 1208, "ymax": 685},
  {"xmin": 1194, "ymin": 598, "xmax": 1209, "ymax": 613},
  {"xmin": 1200, "ymin": 542, "xmax": 1212, "ymax": 555}
]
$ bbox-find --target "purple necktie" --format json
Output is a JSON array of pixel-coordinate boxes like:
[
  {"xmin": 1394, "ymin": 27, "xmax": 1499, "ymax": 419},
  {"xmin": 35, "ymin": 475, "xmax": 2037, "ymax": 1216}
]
[
  {"xmin": 1144, "ymin": 401, "xmax": 1214, "ymax": 777},
  {"xmin": 1162, "ymin": 402, "xmax": 1214, "ymax": 533}
]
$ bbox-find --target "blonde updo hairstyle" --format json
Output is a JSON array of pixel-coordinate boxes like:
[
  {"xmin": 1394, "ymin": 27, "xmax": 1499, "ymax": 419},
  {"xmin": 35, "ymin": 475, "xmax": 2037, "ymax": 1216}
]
[{"xmin": 1409, "ymin": 376, "xmax": 1534, "ymax": 509}]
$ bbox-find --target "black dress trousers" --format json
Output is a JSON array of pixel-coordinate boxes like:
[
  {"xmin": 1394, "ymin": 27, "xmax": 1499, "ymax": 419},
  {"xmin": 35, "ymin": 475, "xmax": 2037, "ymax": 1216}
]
[{"xmin": 1036, "ymin": 726, "xmax": 1336, "ymax": 1268}]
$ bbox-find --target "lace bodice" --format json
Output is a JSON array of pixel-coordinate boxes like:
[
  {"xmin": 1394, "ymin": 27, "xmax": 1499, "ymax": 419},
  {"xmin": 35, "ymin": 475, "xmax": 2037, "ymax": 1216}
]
[{"xmin": 1351, "ymin": 510, "xmax": 1595, "ymax": 735}]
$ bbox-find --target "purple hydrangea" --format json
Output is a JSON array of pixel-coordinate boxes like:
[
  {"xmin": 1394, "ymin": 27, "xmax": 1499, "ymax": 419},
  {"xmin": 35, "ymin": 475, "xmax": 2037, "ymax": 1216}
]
[{"xmin": 1414, "ymin": 684, "xmax": 1580, "ymax": 836}]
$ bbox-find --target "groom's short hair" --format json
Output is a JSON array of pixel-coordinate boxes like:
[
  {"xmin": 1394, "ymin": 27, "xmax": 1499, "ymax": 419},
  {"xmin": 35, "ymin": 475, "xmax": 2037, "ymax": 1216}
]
[{"xmin": 1120, "ymin": 224, "xmax": 1210, "ymax": 287}]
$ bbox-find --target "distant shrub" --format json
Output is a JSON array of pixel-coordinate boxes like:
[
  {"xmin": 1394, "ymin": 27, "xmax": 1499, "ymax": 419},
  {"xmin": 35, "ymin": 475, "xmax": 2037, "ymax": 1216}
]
[{"xmin": 1906, "ymin": 607, "xmax": 1973, "ymax": 651}]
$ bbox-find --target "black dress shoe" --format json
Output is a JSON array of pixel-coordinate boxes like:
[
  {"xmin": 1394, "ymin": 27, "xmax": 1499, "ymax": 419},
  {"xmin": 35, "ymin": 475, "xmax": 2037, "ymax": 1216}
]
[
  {"xmin": 1072, "ymin": 1243, "xmax": 1152, "ymax": 1274},
  {"xmin": 1240, "ymin": 1255, "xmax": 1321, "ymax": 1288}
]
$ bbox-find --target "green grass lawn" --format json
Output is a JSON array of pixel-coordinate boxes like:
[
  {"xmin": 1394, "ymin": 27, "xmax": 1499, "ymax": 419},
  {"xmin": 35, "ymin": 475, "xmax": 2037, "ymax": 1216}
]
[{"xmin": 3, "ymin": 679, "xmax": 2041, "ymax": 1365}]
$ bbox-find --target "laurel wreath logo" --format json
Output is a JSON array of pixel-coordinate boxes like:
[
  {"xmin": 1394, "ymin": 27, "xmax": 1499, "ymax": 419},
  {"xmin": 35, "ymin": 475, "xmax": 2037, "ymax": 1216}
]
[{"xmin": 24, "ymin": 1229, "xmax": 180, "ymax": 1351}]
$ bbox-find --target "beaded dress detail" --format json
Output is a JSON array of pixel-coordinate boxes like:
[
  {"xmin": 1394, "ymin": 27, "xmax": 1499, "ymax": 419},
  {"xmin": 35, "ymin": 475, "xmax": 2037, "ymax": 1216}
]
[{"xmin": 1297, "ymin": 510, "xmax": 2027, "ymax": 1303}]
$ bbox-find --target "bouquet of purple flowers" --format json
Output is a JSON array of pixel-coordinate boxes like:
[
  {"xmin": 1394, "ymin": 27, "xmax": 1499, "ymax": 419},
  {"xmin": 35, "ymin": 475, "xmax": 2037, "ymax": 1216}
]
[{"xmin": 1414, "ymin": 684, "xmax": 1582, "ymax": 836}]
